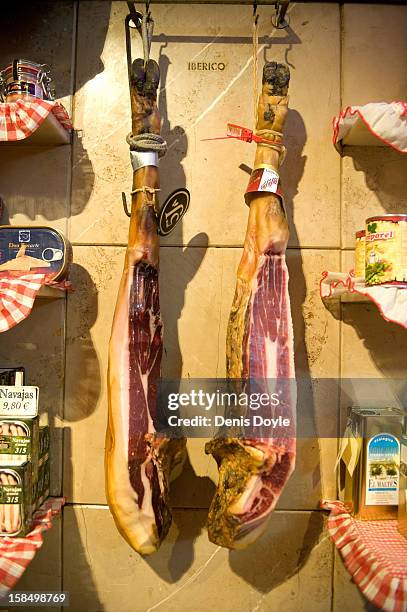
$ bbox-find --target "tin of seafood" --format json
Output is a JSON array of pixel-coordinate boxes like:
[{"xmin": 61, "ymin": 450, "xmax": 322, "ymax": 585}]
[
  {"xmin": 0, "ymin": 463, "xmax": 33, "ymax": 536},
  {"xmin": 0, "ymin": 226, "xmax": 72, "ymax": 282}
]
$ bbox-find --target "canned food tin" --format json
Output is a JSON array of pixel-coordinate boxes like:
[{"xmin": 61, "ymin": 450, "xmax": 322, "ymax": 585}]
[
  {"xmin": 0, "ymin": 463, "xmax": 33, "ymax": 536},
  {"xmin": 399, "ymin": 436, "xmax": 407, "ymax": 539},
  {"xmin": 354, "ymin": 230, "xmax": 365, "ymax": 278},
  {"xmin": 0, "ymin": 59, "xmax": 55, "ymax": 102},
  {"xmin": 365, "ymin": 215, "xmax": 407, "ymax": 286},
  {"xmin": 338, "ymin": 407, "xmax": 404, "ymax": 520},
  {"xmin": 0, "ymin": 226, "xmax": 72, "ymax": 281}
]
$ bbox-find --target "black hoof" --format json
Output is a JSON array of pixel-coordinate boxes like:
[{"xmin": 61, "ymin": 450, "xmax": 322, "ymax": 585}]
[
  {"xmin": 131, "ymin": 58, "xmax": 145, "ymax": 92},
  {"xmin": 143, "ymin": 59, "xmax": 160, "ymax": 96},
  {"xmin": 262, "ymin": 62, "xmax": 290, "ymax": 95}
]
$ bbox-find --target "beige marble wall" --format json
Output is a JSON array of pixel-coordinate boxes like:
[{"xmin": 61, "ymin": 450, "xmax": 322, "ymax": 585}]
[{"xmin": 0, "ymin": 2, "xmax": 406, "ymax": 611}]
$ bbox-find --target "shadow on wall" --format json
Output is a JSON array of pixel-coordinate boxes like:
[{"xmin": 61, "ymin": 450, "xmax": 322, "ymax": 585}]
[
  {"xmin": 342, "ymin": 305, "xmax": 407, "ymax": 380},
  {"xmin": 0, "ymin": 2, "xmax": 108, "ymax": 607},
  {"xmin": 0, "ymin": 1, "xmax": 113, "ymax": 222},
  {"xmin": 0, "ymin": 141, "xmax": 94, "ymax": 224},
  {"xmin": 63, "ymin": 428, "xmax": 104, "ymax": 611},
  {"xmin": 229, "ymin": 511, "xmax": 325, "ymax": 594},
  {"xmin": 146, "ymin": 48, "xmax": 215, "ymax": 580},
  {"xmin": 144, "ymin": 507, "xmax": 210, "ymax": 584},
  {"xmin": 145, "ymin": 83, "xmax": 324, "ymax": 594},
  {"xmin": 0, "ymin": 0, "xmax": 111, "ymax": 99},
  {"xmin": 337, "ymin": 146, "xmax": 407, "ymax": 380},
  {"xmin": 344, "ymin": 146, "xmax": 407, "ymax": 213},
  {"xmin": 63, "ymin": 263, "xmax": 103, "ymax": 609},
  {"xmin": 70, "ymin": 0, "xmax": 114, "ymax": 218},
  {"xmin": 231, "ymin": 107, "xmax": 326, "ymax": 592},
  {"xmin": 64, "ymin": 263, "xmax": 101, "ymax": 421},
  {"xmin": 282, "ymin": 111, "xmax": 326, "ymax": 503}
]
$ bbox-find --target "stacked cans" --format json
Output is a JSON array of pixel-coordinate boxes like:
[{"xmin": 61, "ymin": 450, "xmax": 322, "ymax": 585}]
[
  {"xmin": 0, "ymin": 369, "xmax": 49, "ymax": 536},
  {"xmin": 0, "ymin": 59, "xmax": 55, "ymax": 102}
]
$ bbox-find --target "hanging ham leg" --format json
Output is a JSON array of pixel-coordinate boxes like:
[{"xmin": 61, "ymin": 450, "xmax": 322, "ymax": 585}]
[
  {"xmin": 206, "ymin": 62, "xmax": 296, "ymax": 549},
  {"xmin": 106, "ymin": 58, "xmax": 186, "ymax": 555}
]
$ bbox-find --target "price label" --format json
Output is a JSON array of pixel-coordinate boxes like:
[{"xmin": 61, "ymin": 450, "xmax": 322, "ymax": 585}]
[
  {"xmin": 259, "ymin": 168, "xmax": 279, "ymax": 193},
  {"xmin": 0, "ymin": 386, "xmax": 39, "ymax": 417}
]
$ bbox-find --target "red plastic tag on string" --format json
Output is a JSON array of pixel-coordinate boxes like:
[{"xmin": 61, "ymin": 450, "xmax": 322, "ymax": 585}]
[
  {"xmin": 202, "ymin": 123, "xmax": 278, "ymax": 146},
  {"xmin": 226, "ymin": 124, "xmax": 255, "ymax": 142}
]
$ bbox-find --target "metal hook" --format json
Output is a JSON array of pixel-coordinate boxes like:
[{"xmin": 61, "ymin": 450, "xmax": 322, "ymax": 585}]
[
  {"xmin": 122, "ymin": 192, "xmax": 131, "ymax": 217},
  {"xmin": 253, "ymin": 1, "xmax": 259, "ymax": 26},
  {"xmin": 271, "ymin": 0, "xmax": 290, "ymax": 29},
  {"xmin": 126, "ymin": 1, "xmax": 142, "ymax": 29}
]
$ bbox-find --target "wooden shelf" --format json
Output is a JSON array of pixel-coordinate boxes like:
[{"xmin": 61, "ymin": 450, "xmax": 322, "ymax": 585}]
[
  {"xmin": 320, "ymin": 271, "xmax": 407, "ymax": 329},
  {"xmin": 37, "ymin": 286, "xmax": 66, "ymax": 299},
  {"xmin": 329, "ymin": 291, "xmax": 371, "ymax": 303}
]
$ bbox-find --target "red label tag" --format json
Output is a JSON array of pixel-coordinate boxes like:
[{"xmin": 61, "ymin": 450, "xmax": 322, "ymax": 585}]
[{"xmin": 246, "ymin": 168, "xmax": 279, "ymax": 194}]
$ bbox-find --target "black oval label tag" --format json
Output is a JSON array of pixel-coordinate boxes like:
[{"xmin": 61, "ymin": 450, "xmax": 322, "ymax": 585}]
[{"xmin": 157, "ymin": 189, "xmax": 190, "ymax": 236}]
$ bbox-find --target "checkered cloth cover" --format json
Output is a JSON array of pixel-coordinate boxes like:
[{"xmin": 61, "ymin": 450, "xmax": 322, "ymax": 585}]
[
  {"xmin": 321, "ymin": 500, "xmax": 407, "ymax": 612},
  {"xmin": 0, "ymin": 273, "xmax": 70, "ymax": 333},
  {"xmin": 0, "ymin": 497, "xmax": 64, "ymax": 596},
  {"xmin": 0, "ymin": 99, "xmax": 72, "ymax": 141},
  {"xmin": 333, "ymin": 102, "xmax": 407, "ymax": 152},
  {"xmin": 320, "ymin": 271, "xmax": 407, "ymax": 330},
  {"xmin": 0, "ymin": 274, "xmax": 46, "ymax": 333}
]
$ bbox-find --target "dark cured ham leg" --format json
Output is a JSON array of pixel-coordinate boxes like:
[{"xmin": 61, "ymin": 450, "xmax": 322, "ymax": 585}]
[
  {"xmin": 206, "ymin": 62, "xmax": 296, "ymax": 549},
  {"xmin": 106, "ymin": 59, "xmax": 186, "ymax": 555}
]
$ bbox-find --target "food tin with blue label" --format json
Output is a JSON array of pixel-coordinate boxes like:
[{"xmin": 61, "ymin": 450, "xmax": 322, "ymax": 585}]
[
  {"xmin": 0, "ymin": 226, "xmax": 72, "ymax": 281},
  {"xmin": 339, "ymin": 407, "xmax": 405, "ymax": 520},
  {"xmin": 399, "ymin": 436, "xmax": 407, "ymax": 538}
]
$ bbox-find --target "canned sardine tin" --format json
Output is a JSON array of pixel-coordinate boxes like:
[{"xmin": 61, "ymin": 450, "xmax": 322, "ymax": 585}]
[
  {"xmin": 365, "ymin": 215, "xmax": 407, "ymax": 286},
  {"xmin": 0, "ymin": 226, "xmax": 72, "ymax": 281}
]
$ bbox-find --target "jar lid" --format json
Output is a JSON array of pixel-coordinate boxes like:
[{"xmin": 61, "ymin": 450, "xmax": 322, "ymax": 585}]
[{"xmin": 367, "ymin": 214, "xmax": 407, "ymax": 223}]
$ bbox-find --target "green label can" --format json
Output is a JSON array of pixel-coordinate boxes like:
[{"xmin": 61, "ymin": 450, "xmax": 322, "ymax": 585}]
[
  {"xmin": 366, "ymin": 433, "xmax": 400, "ymax": 506},
  {"xmin": 365, "ymin": 215, "xmax": 407, "ymax": 286}
]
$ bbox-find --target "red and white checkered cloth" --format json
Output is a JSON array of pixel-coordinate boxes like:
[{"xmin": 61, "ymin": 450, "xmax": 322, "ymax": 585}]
[
  {"xmin": 321, "ymin": 500, "xmax": 407, "ymax": 612},
  {"xmin": 0, "ymin": 99, "xmax": 72, "ymax": 141},
  {"xmin": 0, "ymin": 274, "xmax": 46, "ymax": 333},
  {"xmin": 0, "ymin": 273, "xmax": 71, "ymax": 333},
  {"xmin": 0, "ymin": 497, "xmax": 64, "ymax": 596}
]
